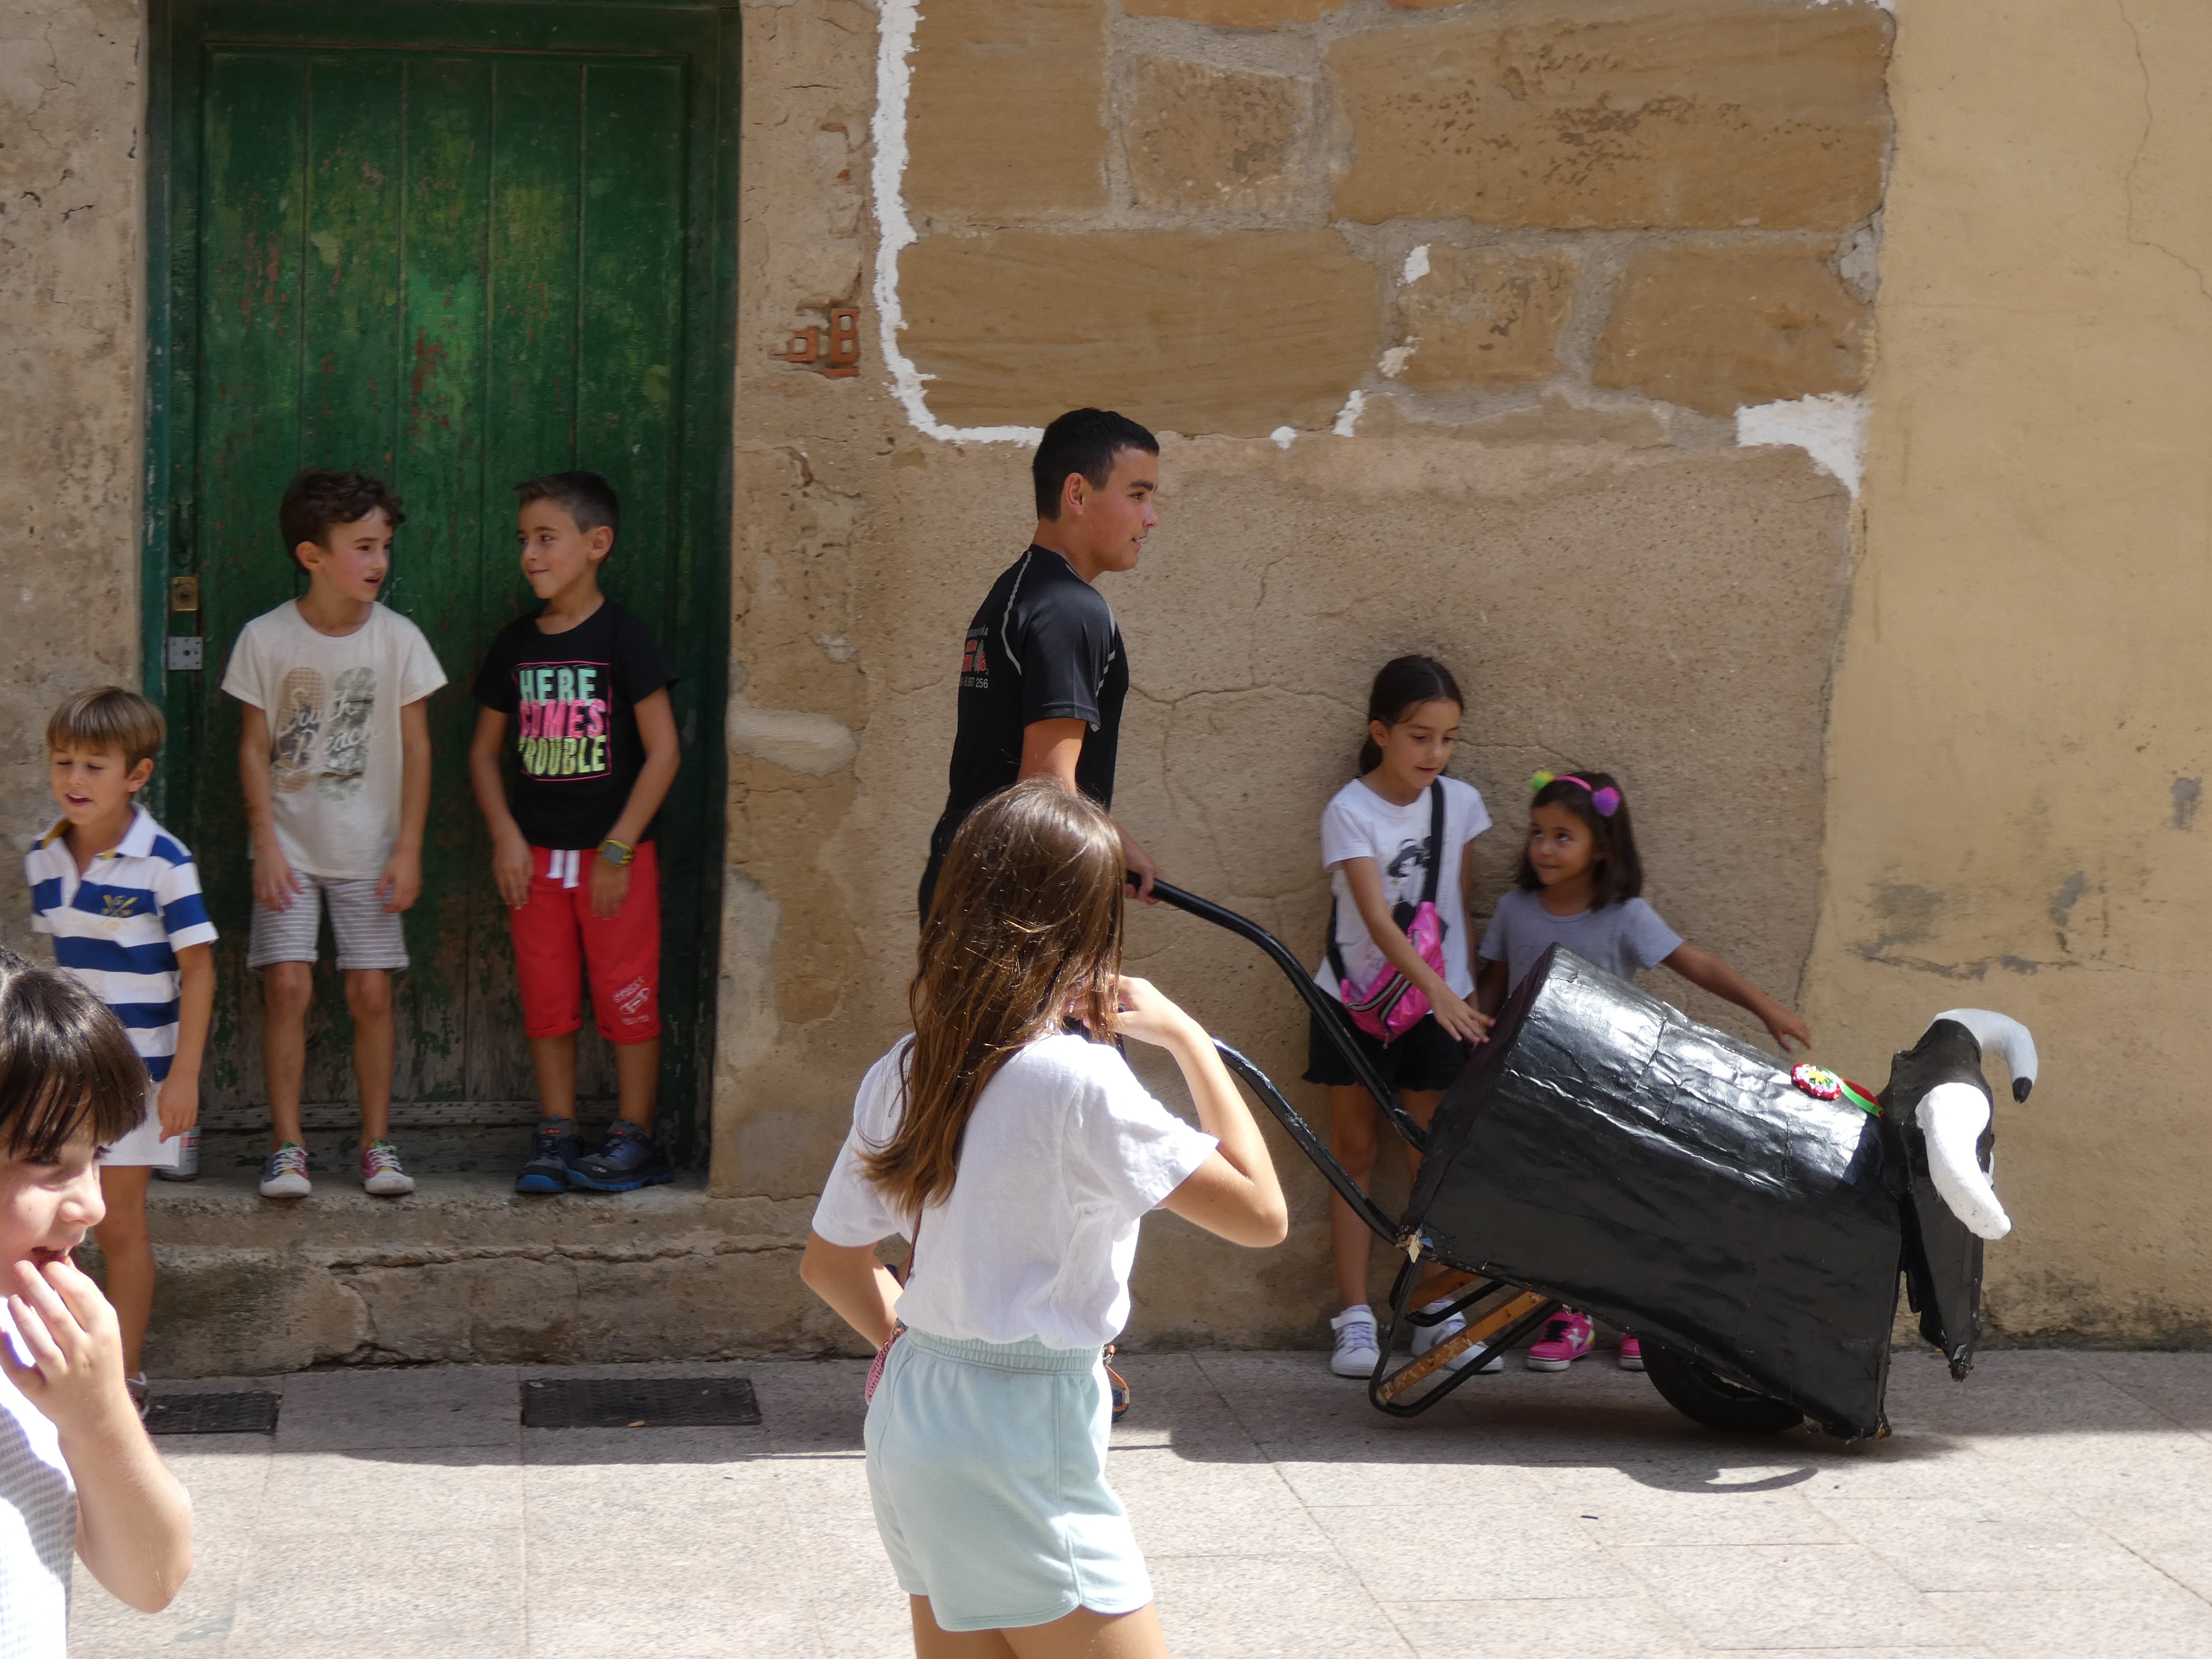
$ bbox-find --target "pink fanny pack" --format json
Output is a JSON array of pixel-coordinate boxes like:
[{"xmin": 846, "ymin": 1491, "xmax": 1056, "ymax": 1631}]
[{"xmin": 1327, "ymin": 781, "xmax": 1449, "ymax": 1042}]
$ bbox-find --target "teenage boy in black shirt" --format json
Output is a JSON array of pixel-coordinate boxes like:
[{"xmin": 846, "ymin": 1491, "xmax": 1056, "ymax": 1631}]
[
  {"xmin": 468, "ymin": 472, "xmax": 681, "ymax": 1195},
  {"xmin": 920, "ymin": 408, "xmax": 1166, "ymax": 917}
]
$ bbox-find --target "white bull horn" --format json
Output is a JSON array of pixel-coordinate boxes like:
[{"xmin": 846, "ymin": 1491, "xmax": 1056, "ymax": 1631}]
[
  {"xmin": 1931, "ymin": 1008, "xmax": 2039, "ymax": 1102},
  {"xmin": 1919, "ymin": 1081, "xmax": 2012, "ymax": 1240}
]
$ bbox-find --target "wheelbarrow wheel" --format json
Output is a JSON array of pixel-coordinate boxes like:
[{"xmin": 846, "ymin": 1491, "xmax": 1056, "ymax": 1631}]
[{"xmin": 1641, "ymin": 1340, "xmax": 1805, "ymax": 1435}]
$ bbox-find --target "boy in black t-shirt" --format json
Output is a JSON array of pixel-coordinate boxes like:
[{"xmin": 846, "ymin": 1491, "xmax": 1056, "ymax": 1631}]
[
  {"xmin": 467, "ymin": 472, "xmax": 681, "ymax": 1195},
  {"xmin": 920, "ymin": 408, "xmax": 1166, "ymax": 917}
]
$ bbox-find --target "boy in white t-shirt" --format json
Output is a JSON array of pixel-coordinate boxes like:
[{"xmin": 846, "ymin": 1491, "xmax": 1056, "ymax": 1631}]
[
  {"xmin": 0, "ymin": 948, "xmax": 192, "ymax": 1653},
  {"xmin": 222, "ymin": 469, "xmax": 447, "ymax": 1201}
]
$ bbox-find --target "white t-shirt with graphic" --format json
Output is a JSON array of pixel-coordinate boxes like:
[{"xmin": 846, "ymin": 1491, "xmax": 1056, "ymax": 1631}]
[
  {"xmin": 1313, "ymin": 775, "xmax": 1491, "ymax": 998},
  {"xmin": 222, "ymin": 600, "xmax": 447, "ymax": 880},
  {"xmin": 811, "ymin": 1034, "xmax": 1218, "ymax": 1350},
  {"xmin": 0, "ymin": 1306, "xmax": 75, "ymax": 1659}
]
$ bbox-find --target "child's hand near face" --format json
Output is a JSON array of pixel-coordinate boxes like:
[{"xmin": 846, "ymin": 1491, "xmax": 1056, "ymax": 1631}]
[{"xmin": 0, "ymin": 1256, "xmax": 133, "ymax": 1434}]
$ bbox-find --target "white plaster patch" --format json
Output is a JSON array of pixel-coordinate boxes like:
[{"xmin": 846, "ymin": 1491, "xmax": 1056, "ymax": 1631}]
[
  {"xmin": 870, "ymin": 0, "xmax": 1042, "ymax": 446},
  {"xmin": 1401, "ymin": 244, "xmax": 1430, "ymax": 285},
  {"xmin": 1331, "ymin": 390, "xmax": 1368, "ymax": 437},
  {"xmin": 1379, "ymin": 345, "xmax": 1415, "ymax": 380},
  {"xmin": 726, "ymin": 693, "xmax": 860, "ymax": 776},
  {"xmin": 1270, "ymin": 426, "xmax": 1297, "ymax": 450},
  {"xmin": 1735, "ymin": 392, "xmax": 1869, "ymax": 497}
]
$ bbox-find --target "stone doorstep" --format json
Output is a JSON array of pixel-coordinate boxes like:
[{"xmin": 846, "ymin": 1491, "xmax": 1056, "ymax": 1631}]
[{"xmin": 117, "ymin": 1168, "xmax": 846, "ymax": 1379}]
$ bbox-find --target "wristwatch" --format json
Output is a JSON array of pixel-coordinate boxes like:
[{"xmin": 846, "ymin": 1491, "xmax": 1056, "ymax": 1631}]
[{"xmin": 596, "ymin": 838, "xmax": 635, "ymax": 867}]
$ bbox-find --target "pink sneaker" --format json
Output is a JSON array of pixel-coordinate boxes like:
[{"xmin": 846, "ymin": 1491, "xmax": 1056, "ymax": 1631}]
[
  {"xmin": 1526, "ymin": 1311, "xmax": 1595, "ymax": 1371},
  {"xmin": 1617, "ymin": 1334, "xmax": 1645, "ymax": 1371}
]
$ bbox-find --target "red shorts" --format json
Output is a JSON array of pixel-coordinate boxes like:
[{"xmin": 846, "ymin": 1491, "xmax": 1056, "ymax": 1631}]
[{"xmin": 510, "ymin": 842, "xmax": 661, "ymax": 1043}]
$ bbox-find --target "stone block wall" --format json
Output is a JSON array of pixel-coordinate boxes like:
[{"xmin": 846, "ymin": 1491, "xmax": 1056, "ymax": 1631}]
[
  {"xmin": 720, "ymin": 0, "xmax": 1891, "ymax": 1354},
  {"xmin": 0, "ymin": 0, "xmax": 144, "ymax": 950},
  {"xmin": 892, "ymin": 0, "xmax": 1890, "ymax": 439}
]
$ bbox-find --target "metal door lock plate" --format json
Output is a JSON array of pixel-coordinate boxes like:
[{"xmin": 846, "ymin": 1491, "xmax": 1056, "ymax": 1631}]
[{"xmin": 165, "ymin": 636, "xmax": 204, "ymax": 671}]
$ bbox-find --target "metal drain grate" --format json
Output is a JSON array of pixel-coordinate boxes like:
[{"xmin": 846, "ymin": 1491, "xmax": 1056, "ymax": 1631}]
[
  {"xmin": 147, "ymin": 1392, "xmax": 281, "ymax": 1435},
  {"xmin": 521, "ymin": 1376, "xmax": 761, "ymax": 1429}
]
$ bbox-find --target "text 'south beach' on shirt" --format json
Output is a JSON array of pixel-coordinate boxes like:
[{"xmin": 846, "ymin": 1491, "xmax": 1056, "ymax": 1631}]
[{"xmin": 472, "ymin": 598, "xmax": 676, "ymax": 851}]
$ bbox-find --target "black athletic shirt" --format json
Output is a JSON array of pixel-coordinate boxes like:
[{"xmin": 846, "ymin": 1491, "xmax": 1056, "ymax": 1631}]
[
  {"xmin": 928, "ymin": 546, "xmax": 1128, "ymax": 863},
  {"xmin": 472, "ymin": 599, "xmax": 676, "ymax": 850}
]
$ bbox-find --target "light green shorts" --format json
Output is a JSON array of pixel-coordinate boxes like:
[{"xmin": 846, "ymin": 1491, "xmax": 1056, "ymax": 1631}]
[{"xmin": 864, "ymin": 1330, "xmax": 1153, "ymax": 1633}]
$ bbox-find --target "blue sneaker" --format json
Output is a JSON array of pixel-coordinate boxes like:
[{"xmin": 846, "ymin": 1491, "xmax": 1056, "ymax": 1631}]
[
  {"xmin": 516, "ymin": 1119, "xmax": 581, "ymax": 1195},
  {"xmin": 567, "ymin": 1121, "xmax": 673, "ymax": 1193}
]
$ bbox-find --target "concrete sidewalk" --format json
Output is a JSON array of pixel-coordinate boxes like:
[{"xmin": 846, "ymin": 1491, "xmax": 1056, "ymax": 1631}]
[{"xmin": 69, "ymin": 1348, "xmax": 2212, "ymax": 1658}]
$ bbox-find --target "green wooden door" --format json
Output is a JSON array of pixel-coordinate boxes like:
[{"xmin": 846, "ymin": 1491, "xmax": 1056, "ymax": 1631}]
[{"xmin": 146, "ymin": 1, "xmax": 737, "ymax": 1164}]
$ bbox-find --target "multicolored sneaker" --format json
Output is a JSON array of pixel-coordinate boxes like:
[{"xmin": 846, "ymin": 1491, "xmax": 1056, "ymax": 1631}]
[
  {"xmin": 515, "ymin": 1119, "xmax": 581, "ymax": 1195},
  {"xmin": 258, "ymin": 1142, "xmax": 311, "ymax": 1199},
  {"xmin": 359, "ymin": 1139, "xmax": 416, "ymax": 1197},
  {"xmin": 1526, "ymin": 1311, "xmax": 1596, "ymax": 1371},
  {"xmin": 566, "ymin": 1120, "xmax": 674, "ymax": 1194},
  {"xmin": 1329, "ymin": 1305, "xmax": 1382, "ymax": 1377},
  {"xmin": 1618, "ymin": 1334, "xmax": 1645, "ymax": 1371}
]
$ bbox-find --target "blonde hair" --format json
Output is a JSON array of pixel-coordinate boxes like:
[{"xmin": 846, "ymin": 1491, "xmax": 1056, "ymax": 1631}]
[
  {"xmin": 47, "ymin": 686, "xmax": 165, "ymax": 771},
  {"xmin": 863, "ymin": 779, "xmax": 1127, "ymax": 1213}
]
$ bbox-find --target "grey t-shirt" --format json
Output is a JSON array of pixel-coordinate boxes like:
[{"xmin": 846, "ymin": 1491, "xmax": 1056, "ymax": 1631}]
[{"xmin": 1478, "ymin": 886, "xmax": 1684, "ymax": 992}]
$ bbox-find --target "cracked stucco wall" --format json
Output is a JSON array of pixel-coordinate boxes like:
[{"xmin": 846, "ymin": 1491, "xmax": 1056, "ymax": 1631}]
[
  {"xmin": 728, "ymin": 0, "xmax": 1867, "ymax": 1345},
  {"xmin": 0, "ymin": 0, "xmax": 143, "ymax": 950},
  {"xmin": 1807, "ymin": 0, "xmax": 2212, "ymax": 1343}
]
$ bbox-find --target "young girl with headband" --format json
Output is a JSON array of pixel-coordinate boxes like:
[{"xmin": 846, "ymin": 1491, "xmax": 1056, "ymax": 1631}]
[
  {"xmin": 802, "ymin": 778, "xmax": 1287, "ymax": 1658},
  {"xmin": 1306, "ymin": 656, "xmax": 1496, "ymax": 1381},
  {"xmin": 1476, "ymin": 768, "xmax": 1810, "ymax": 1373}
]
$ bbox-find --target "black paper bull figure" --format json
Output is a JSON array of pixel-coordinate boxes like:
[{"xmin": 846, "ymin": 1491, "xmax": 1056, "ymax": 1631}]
[{"xmin": 1153, "ymin": 883, "xmax": 2037, "ymax": 1440}]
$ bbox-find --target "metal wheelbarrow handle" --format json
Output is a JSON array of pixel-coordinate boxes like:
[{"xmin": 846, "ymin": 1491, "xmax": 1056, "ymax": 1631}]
[{"xmin": 1145, "ymin": 879, "xmax": 1426, "ymax": 1246}]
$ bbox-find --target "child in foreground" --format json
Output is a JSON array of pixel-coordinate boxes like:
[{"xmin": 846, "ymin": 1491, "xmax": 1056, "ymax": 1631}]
[
  {"xmin": 1476, "ymin": 769, "xmax": 1811, "ymax": 1372},
  {"xmin": 802, "ymin": 779, "xmax": 1287, "ymax": 1657},
  {"xmin": 0, "ymin": 948, "xmax": 193, "ymax": 1653},
  {"xmin": 469, "ymin": 472, "xmax": 680, "ymax": 1194},
  {"xmin": 1305, "ymin": 657, "xmax": 1497, "ymax": 1382},
  {"xmin": 224, "ymin": 468, "xmax": 446, "ymax": 1200},
  {"xmin": 25, "ymin": 689, "xmax": 216, "ymax": 1411}
]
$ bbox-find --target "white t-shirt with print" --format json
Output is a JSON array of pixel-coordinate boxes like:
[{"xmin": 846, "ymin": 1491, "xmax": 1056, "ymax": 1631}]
[
  {"xmin": 811, "ymin": 1034, "xmax": 1218, "ymax": 1351},
  {"xmin": 0, "ymin": 1307, "xmax": 75, "ymax": 1659},
  {"xmin": 221, "ymin": 601, "xmax": 447, "ymax": 880},
  {"xmin": 1313, "ymin": 775, "xmax": 1491, "ymax": 998}
]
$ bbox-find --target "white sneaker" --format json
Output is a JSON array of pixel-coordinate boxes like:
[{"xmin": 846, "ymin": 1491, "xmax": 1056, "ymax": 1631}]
[
  {"xmin": 1329, "ymin": 1305, "xmax": 1382, "ymax": 1377},
  {"xmin": 258, "ymin": 1142, "xmax": 310, "ymax": 1199},
  {"xmin": 1411, "ymin": 1297, "xmax": 1503, "ymax": 1373},
  {"xmin": 359, "ymin": 1139, "xmax": 416, "ymax": 1197}
]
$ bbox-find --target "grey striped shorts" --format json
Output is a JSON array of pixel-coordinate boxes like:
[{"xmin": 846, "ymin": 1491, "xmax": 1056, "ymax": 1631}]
[{"xmin": 245, "ymin": 874, "xmax": 408, "ymax": 972}]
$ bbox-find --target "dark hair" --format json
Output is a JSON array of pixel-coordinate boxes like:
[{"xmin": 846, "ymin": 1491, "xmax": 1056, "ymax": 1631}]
[
  {"xmin": 47, "ymin": 686, "xmax": 166, "ymax": 772},
  {"xmin": 1515, "ymin": 769, "xmax": 1643, "ymax": 908},
  {"xmin": 0, "ymin": 949, "xmax": 148, "ymax": 1160},
  {"xmin": 516, "ymin": 471, "xmax": 622, "ymax": 543},
  {"xmin": 1358, "ymin": 655, "xmax": 1465, "ymax": 772},
  {"xmin": 874, "ymin": 780, "xmax": 1126, "ymax": 1212},
  {"xmin": 1032, "ymin": 409, "xmax": 1159, "ymax": 521},
  {"xmin": 279, "ymin": 469, "xmax": 406, "ymax": 572}
]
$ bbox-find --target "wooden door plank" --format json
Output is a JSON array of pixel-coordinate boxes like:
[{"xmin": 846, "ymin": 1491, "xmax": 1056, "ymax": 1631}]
[
  {"xmin": 196, "ymin": 48, "xmax": 309, "ymax": 1109},
  {"xmin": 298, "ymin": 56, "xmax": 403, "ymax": 480},
  {"xmin": 389, "ymin": 54, "xmax": 496, "ymax": 1106}
]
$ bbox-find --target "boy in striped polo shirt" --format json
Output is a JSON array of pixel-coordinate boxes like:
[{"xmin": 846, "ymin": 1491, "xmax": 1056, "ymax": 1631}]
[{"xmin": 23, "ymin": 688, "xmax": 215, "ymax": 1408}]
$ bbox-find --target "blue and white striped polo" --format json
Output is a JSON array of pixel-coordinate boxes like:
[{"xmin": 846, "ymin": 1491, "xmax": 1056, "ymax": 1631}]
[{"xmin": 24, "ymin": 807, "xmax": 218, "ymax": 1083}]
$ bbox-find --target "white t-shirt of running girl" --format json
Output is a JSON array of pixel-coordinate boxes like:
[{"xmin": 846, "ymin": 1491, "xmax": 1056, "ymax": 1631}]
[
  {"xmin": 811, "ymin": 1034, "xmax": 1218, "ymax": 1351},
  {"xmin": 1312, "ymin": 775, "xmax": 1491, "ymax": 999},
  {"xmin": 0, "ymin": 1306, "xmax": 75, "ymax": 1659}
]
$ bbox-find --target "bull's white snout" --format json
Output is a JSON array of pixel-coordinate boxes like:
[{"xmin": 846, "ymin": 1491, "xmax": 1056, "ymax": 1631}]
[{"xmin": 1919, "ymin": 1081, "xmax": 2012, "ymax": 1240}]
